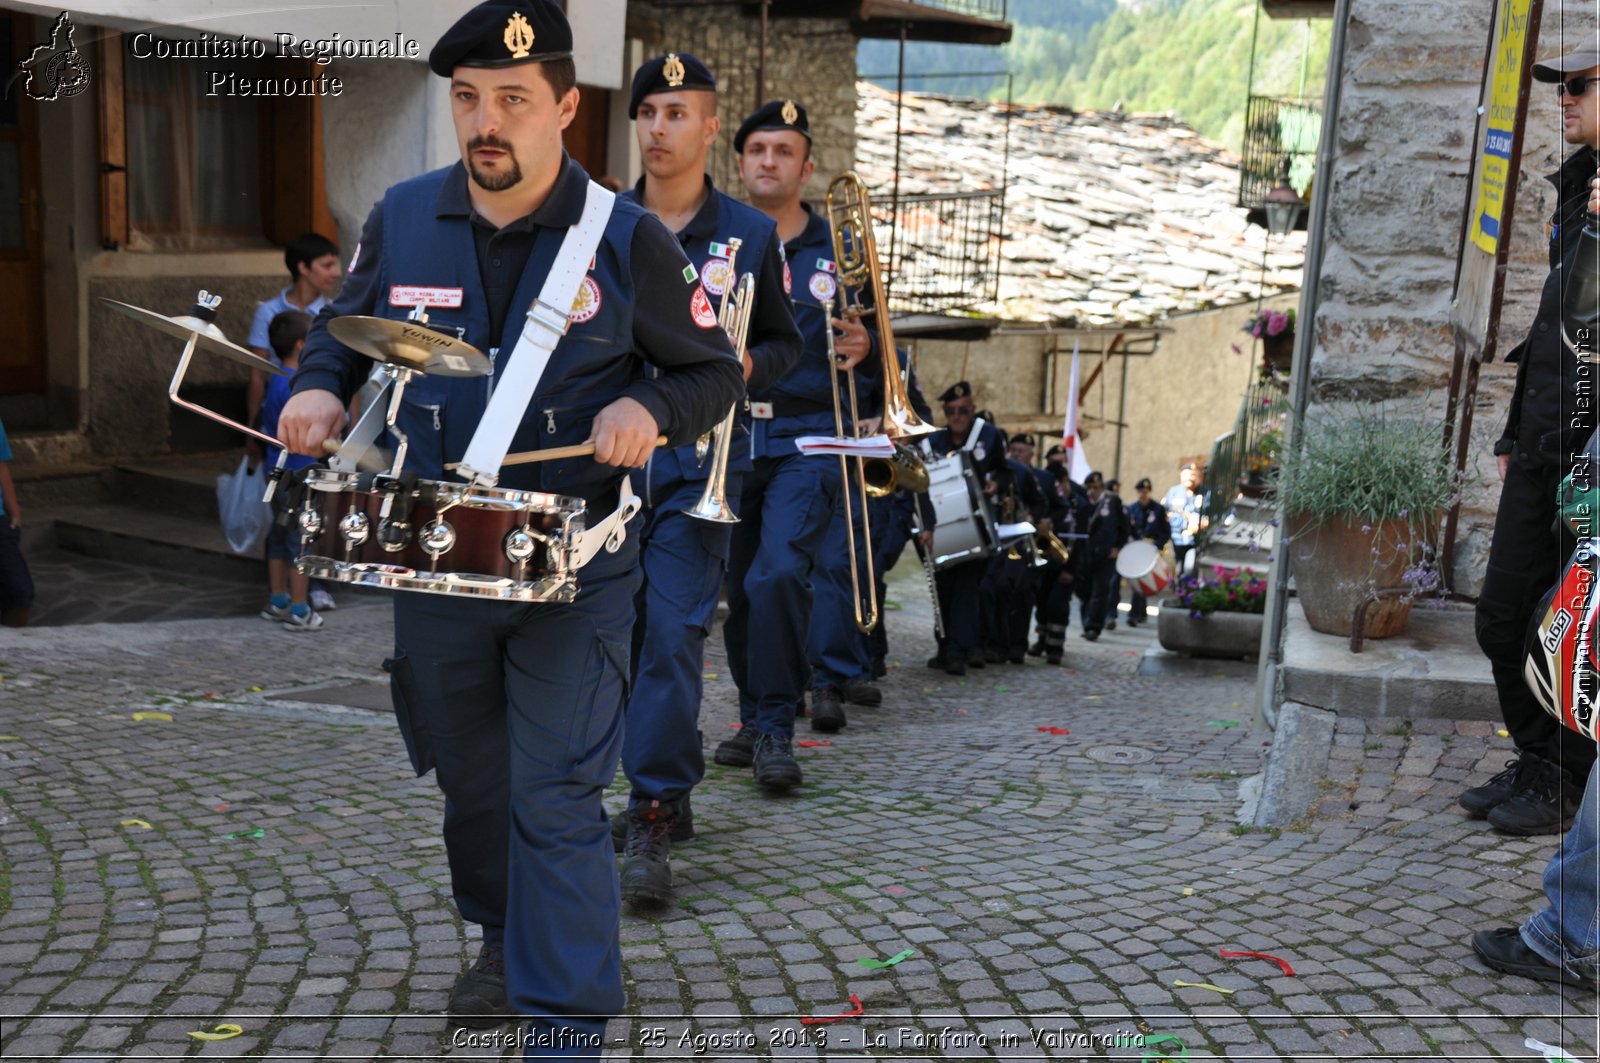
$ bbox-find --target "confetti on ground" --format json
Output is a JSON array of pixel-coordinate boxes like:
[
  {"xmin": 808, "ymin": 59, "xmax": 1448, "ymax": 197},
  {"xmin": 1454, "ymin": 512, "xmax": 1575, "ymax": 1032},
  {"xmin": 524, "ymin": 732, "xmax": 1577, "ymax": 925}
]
[
  {"xmin": 0, "ymin": 735, "xmax": 19, "ymax": 741},
  {"xmin": 1173, "ymin": 979, "xmax": 1233, "ymax": 995},
  {"xmin": 703, "ymin": 673, "xmax": 719, "ymax": 680},
  {"xmin": 1497, "ymin": 729, "xmax": 1511, "ymax": 738},
  {"xmin": 1219, "ymin": 949, "xmax": 1296, "ymax": 977},
  {"xmin": 120, "ymin": 819, "xmax": 152, "ymax": 830},
  {"xmin": 883, "ymin": 885, "xmax": 907, "ymax": 895},
  {"xmin": 1036, "ymin": 726, "xmax": 1070, "ymax": 735},
  {"xmin": 995, "ymin": 685, "xmax": 1009, "ymax": 692},
  {"xmin": 1182, "ymin": 887, "xmax": 1194, "ymax": 896},
  {"xmin": 203, "ymin": 691, "xmax": 219, "ymax": 699},
  {"xmin": 857, "ymin": 948, "xmax": 916, "ymax": 970},
  {"xmin": 213, "ymin": 803, "xmax": 231, "ymax": 812},
  {"xmin": 956, "ymin": 708, "xmax": 968, "ymax": 715},
  {"xmin": 1139, "ymin": 1032, "xmax": 1188, "ymax": 1062},
  {"xmin": 130, "ymin": 711, "xmax": 173, "ymax": 723},
  {"xmin": 800, "ymin": 994, "xmax": 863, "ymax": 1026},
  {"xmin": 1525, "ymin": 1036, "xmax": 1580, "ymax": 1062},
  {"xmin": 727, "ymin": 722, "xmax": 742, "ymax": 730},
  {"xmin": 224, "ymin": 829, "xmax": 265, "ymax": 840},
  {"xmin": 187, "ymin": 1024, "xmax": 244, "ymax": 1042},
  {"xmin": 1207, "ymin": 720, "xmax": 1240, "ymax": 729},
  {"xmin": 796, "ymin": 740, "xmax": 831, "ymax": 748},
  {"xmin": 248, "ymin": 685, "xmax": 263, "ymax": 692}
]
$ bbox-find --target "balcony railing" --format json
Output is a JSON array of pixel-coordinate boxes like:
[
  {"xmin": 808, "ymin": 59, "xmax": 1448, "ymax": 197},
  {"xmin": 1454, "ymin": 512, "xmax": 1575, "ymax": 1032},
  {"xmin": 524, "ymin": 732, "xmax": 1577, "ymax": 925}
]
[
  {"xmin": 1239, "ymin": 94, "xmax": 1321, "ymax": 215},
  {"xmin": 871, "ymin": 189, "xmax": 1004, "ymax": 316}
]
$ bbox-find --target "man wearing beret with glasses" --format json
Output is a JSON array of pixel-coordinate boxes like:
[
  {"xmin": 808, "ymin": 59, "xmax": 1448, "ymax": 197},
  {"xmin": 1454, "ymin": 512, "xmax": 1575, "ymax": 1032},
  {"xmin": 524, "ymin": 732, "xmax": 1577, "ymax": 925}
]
[
  {"xmin": 1466, "ymin": 42, "xmax": 1600, "ymax": 839},
  {"xmin": 278, "ymin": 0, "xmax": 743, "ymax": 1052}
]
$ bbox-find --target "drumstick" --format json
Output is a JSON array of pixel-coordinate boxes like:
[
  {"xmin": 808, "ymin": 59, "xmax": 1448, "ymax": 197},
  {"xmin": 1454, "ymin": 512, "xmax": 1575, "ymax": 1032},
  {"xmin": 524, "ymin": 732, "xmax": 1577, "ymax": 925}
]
[{"xmin": 443, "ymin": 435, "xmax": 670, "ymax": 470}]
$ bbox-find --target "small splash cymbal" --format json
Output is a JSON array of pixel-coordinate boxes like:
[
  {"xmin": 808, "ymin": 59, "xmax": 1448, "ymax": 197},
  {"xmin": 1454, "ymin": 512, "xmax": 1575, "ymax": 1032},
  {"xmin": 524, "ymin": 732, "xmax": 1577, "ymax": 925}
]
[
  {"xmin": 101, "ymin": 298, "xmax": 285, "ymax": 374},
  {"xmin": 328, "ymin": 316, "xmax": 492, "ymax": 377}
]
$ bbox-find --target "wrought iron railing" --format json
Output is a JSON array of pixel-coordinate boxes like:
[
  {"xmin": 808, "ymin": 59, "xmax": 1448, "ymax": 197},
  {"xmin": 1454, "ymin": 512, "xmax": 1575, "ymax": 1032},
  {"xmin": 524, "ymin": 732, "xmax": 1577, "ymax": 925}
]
[
  {"xmin": 1239, "ymin": 94, "xmax": 1321, "ymax": 212},
  {"xmin": 1201, "ymin": 373, "xmax": 1289, "ymax": 535},
  {"xmin": 872, "ymin": 189, "xmax": 1004, "ymax": 315}
]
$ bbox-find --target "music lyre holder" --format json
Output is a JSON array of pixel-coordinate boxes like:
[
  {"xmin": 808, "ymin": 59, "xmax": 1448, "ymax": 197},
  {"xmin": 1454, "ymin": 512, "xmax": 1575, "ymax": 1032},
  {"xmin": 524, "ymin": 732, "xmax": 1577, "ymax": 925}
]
[{"xmin": 103, "ymin": 291, "xmax": 298, "ymax": 497}]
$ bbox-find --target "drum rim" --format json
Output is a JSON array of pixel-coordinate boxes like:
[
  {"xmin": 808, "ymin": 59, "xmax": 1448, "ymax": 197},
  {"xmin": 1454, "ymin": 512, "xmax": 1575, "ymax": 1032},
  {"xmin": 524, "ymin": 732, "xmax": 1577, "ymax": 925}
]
[{"xmin": 301, "ymin": 467, "xmax": 584, "ymax": 512}]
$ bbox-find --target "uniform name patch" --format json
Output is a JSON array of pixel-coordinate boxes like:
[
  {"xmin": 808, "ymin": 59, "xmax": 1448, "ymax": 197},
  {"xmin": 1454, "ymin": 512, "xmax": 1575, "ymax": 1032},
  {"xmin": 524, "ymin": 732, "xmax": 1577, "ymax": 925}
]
[
  {"xmin": 389, "ymin": 285, "xmax": 464, "ymax": 309},
  {"xmin": 690, "ymin": 286, "xmax": 718, "ymax": 329},
  {"xmin": 569, "ymin": 276, "xmax": 602, "ymax": 324}
]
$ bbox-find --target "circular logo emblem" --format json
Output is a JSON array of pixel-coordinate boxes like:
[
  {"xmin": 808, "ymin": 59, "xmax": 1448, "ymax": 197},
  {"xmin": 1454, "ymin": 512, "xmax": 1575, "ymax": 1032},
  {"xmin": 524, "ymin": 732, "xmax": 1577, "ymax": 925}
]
[
  {"xmin": 974, "ymin": 443, "xmax": 987, "ymax": 462},
  {"xmin": 568, "ymin": 276, "xmax": 602, "ymax": 324},
  {"xmin": 690, "ymin": 286, "xmax": 718, "ymax": 329},
  {"xmin": 808, "ymin": 271, "xmax": 837, "ymax": 303},
  {"xmin": 701, "ymin": 258, "xmax": 732, "ymax": 297},
  {"xmin": 783, "ymin": 262, "xmax": 792, "ymax": 296}
]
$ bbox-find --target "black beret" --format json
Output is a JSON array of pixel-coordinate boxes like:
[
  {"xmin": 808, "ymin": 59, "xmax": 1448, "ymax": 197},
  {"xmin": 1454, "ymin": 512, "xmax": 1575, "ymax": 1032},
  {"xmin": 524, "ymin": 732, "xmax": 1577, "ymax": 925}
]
[
  {"xmin": 629, "ymin": 53, "xmax": 716, "ymax": 119},
  {"xmin": 938, "ymin": 381, "xmax": 972, "ymax": 403},
  {"xmin": 1085, "ymin": 470, "xmax": 1105, "ymax": 486},
  {"xmin": 1135, "ymin": 477, "xmax": 1153, "ymax": 491},
  {"xmin": 1010, "ymin": 433, "xmax": 1035, "ymax": 448},
  {"xmin": 428, "ymin": 0, "xmax": 572, "ymax": 78},
  {"xmin": 1045, "ymin": 444, "xmax": 1065, "ymax": 459},
  {"xmin": 733, "ymin": 98, "xmax": 812, "ymax": 153}
]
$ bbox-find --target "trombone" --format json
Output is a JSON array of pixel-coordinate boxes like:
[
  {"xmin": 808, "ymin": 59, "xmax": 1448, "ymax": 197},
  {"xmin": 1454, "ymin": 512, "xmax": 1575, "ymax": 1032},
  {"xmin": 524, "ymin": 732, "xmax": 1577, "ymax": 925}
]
[
  {"xmin": 823, "ymin": 286, "xmax": 878, "ymax": 634},
  {"xmin": 686, "ymin": 240, "xmax": 755, "ymax": 525}
]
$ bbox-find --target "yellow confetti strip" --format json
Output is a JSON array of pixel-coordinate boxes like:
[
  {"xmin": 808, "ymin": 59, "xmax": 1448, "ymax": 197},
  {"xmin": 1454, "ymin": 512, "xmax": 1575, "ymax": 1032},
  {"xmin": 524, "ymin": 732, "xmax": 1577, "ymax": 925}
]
[
  {"xmin": 1173, "ymin": 979, "xmax": 1233, "ymax": 995},
  {"xmin": 1497, "ymin": 729, "xmax": 1510, "ymax": 738},
  {"xmin": 248, "ymin": 685, "xmax": 263, "ymax": 693},
  {"xmin": 187, "ymin": 1023, "xmax": 244, "ymax": 1041},
  {"xmin": 131, "ymin": 711, "xmax": 173, "ymax": 723},
  {"xmin": 0, "ymin": 735, "xmax": 19, "ymax": 741},
  {"xmin": 1182, "ymin": 887, "xmax": 1195, "ymax": 896},
  {"xmin": 120, "ymin": 819, "xmax": 152, "ymax": 830}
]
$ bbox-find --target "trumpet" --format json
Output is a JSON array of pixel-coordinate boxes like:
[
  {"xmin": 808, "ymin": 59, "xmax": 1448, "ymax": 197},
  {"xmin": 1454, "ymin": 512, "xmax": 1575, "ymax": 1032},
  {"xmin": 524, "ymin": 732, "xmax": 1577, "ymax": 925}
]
[
  {"xmin": 863, "ymin": 442, "xmax": 930, "ymax": 498},
  {"xmin": 685, "ymin": 240, "xmax": 753, "ymax": 525}
]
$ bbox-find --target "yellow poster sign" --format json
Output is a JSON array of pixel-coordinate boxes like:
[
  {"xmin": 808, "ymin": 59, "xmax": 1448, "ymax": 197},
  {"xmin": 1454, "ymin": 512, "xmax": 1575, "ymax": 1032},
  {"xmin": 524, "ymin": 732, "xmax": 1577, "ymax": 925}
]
[{"xmin": 1470, "ymin": 0, "xmax": 1535, "ymax": 254}]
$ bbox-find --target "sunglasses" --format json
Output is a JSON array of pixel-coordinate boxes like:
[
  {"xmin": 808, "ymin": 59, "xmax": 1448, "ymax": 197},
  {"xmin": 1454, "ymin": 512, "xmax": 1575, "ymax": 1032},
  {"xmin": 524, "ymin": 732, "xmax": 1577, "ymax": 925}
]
[{"xmin": 1558, "ymin": 74, "xmax": 1600, "ymax": 98}]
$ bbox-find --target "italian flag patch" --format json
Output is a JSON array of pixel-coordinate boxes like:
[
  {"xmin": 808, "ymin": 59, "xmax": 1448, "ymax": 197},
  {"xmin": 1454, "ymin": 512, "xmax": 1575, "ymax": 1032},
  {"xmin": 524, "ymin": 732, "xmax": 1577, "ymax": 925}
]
[
  {"xmin": 682, "ymin": 264, "xmax": 698, "ymax": 284},
  {"xmin": 708, "ymin": 241, "xmax": 734, "ymax": 259}
]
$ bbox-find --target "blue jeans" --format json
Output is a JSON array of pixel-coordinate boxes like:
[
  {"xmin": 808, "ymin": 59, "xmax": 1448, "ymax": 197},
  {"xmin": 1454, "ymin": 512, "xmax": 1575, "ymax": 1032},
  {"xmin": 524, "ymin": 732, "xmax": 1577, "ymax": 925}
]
[{"xmin": 1522, "ymin": 764, "xmax": 1600, "ymax": 979}]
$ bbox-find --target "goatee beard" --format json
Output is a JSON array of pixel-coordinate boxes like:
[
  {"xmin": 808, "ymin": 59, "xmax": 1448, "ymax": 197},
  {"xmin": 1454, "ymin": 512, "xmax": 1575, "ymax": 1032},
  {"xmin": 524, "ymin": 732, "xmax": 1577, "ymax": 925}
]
[{"xmin": 467, "ymin": 135, "xmax": 523, "ymax": 192}]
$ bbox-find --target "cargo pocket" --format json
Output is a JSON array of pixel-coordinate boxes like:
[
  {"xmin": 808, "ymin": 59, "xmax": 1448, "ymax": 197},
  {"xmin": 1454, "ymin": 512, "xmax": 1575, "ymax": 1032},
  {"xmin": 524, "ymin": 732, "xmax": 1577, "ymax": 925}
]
[
  {"xmin": 386, "ymin": 652, "xmax": 435, "ymax": 776},
  {"xmin": 565, "ymin": 635, "xmax": 633, "ymax": 782}
]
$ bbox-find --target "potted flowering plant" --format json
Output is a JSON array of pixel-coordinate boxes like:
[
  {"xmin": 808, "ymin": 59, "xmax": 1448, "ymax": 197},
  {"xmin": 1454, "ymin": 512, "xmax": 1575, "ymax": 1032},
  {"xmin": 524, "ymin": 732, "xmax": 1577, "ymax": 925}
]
[
  {"xmin": 1157, "ymin": 566, "xmax": 1268, "ymax": 659},
  {"xmin": 1244, "ymin": 308, "xmax": 1296, "ymax": 371},
  {"xmin": 1271, "ymin": 402, "xmax": 1455, "ymax": 640}
]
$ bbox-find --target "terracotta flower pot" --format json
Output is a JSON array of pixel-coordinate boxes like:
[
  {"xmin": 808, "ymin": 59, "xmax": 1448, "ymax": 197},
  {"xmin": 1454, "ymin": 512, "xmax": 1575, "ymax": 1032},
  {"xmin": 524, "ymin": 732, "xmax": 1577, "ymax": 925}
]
[
  {"xmin": 1262, "ymin": 330, "xmax": 1294, "ymax": 371},
  {"xmin": 1284, "ymin": 512, "xmax": 1421, "ymax": 639}
]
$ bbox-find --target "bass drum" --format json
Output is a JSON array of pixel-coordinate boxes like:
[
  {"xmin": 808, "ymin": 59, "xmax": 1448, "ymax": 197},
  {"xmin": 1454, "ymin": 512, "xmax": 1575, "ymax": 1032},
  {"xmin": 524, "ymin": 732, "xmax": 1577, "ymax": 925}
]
[
  {"xmin": 1523, "ymin": 540, "xmax": 1600, "ymax": 741},
  {"xmin": 915, "ymin": 452, "xmax": 996, "ymax": 569}
]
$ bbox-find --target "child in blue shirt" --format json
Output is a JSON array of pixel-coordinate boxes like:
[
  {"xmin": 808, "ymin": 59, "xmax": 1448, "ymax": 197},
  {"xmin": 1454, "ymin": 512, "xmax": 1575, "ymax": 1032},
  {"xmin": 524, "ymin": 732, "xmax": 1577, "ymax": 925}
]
[{"xmin": 258, "ymin": 310, "xmax": 322, "ymax": 632}]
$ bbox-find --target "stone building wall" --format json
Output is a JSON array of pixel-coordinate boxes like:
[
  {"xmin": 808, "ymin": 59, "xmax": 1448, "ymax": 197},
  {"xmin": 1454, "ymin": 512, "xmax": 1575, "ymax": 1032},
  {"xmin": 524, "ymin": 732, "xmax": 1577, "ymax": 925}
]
[
  {"xmin": 1314, "ymin": 0, "xmax": 1596, "ymax": 593},
  {"xmin": 626, "ymin": 3, "xmax": 858, "ymax": 198}
]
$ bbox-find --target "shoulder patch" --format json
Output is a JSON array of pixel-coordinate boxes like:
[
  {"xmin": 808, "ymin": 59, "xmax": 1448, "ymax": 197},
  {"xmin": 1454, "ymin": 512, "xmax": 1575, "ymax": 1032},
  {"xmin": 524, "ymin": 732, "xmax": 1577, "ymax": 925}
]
[
  {"xmin": 682, "ymin": 263, "xmax": 698, "ymax": 284},
  {"xmin": 690, "ymin": 286, "xmax": 718, "ymax": 329}
]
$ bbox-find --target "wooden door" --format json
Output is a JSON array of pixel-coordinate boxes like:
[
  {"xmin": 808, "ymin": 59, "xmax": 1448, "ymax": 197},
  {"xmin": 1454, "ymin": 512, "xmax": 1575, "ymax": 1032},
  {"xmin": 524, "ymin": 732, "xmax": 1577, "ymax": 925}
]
[{"xmin": 0, "ymin": 12, "xmax": 47, "ymax": 396}]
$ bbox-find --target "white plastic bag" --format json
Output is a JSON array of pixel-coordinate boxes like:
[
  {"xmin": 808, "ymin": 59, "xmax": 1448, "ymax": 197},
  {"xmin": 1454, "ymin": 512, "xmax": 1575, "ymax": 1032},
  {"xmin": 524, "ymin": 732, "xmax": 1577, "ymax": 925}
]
[{"xmin": 216, "ymin": 456, "xmax": 273, "ymax": 554}]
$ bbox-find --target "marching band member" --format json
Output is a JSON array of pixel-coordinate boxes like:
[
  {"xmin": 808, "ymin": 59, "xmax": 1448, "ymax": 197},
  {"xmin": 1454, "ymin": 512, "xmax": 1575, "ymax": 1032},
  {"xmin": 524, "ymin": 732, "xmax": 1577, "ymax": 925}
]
[
  {"xmin": 279, "ymin": 0, "xmax": 743, "ymax": 1046},
  {"xmin": 614, "ymin": 53, "xmax": 800, "ymax": 909},
  {"xmin": 713, "ymin": 99, "xmax": 879, "ymax": 791},
  {"xmin": 994, "ymin": 433, "xmax": 1049, "ymax": 663},
  {"xmin": 1077, "ymin": 471, "xmax": 1129, "ymax": 640},
  {"xmin": 916, "ymin": 381, "xmax": 1011, "ymax": 675}
]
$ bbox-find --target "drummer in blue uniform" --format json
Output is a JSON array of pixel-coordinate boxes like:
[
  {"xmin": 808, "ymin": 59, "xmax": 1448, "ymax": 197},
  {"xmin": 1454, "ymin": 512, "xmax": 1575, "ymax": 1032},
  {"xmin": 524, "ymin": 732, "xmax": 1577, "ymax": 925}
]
[
  {"xmin": 915, "ymin": 381, "xmax": 1011, "ymax": 675},
  {"xmin": 1124, "ymin": 477, "xmax": 1171, "ymax": 626},
  {"xmin": 278, "ymin": 0, "xmax": 743, "ymax": 1050},
  {"xmin": 712, "ymin": 98, "xmax": 879, "ymax": 791},
  {"xmin": 613, "ymin": 53, "xmax": 800, "ymax": 909}
]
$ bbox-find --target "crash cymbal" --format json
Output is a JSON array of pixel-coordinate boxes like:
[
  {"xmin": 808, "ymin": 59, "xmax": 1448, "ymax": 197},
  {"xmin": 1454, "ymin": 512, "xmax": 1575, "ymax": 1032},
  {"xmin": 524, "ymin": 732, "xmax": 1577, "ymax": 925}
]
[
  {"xmin": 328, "ymin": 316, "xmax": 492, "ymax": 378},
  {"xmin": 101, "ymin": 298, "xmax": 285, "ymax": 374}
]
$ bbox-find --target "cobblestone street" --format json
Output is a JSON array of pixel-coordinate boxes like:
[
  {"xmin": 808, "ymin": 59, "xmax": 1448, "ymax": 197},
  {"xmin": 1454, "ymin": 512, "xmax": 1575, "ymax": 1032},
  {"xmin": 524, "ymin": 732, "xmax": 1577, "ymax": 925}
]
[{"xmin": 0, "ymin": 584, "xmax": 1596, "ymax": 1061}]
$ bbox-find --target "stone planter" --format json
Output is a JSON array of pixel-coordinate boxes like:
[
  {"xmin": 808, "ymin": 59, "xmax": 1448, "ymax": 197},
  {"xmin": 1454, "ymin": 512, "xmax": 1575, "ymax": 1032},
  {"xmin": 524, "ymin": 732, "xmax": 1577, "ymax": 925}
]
[
  {"xmin": 1157, "ymin": 604, "xmax": 1264, "ymax": 659},
  {"xmin": 1284, "ymin": 511, "xmax": 1421, "ymax": 639}
]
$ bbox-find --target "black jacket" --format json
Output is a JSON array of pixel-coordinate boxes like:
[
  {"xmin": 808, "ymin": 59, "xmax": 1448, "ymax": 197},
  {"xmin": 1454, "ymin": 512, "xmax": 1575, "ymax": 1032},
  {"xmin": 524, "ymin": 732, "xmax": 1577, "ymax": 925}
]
[{"xmin": 1498, "ymin": 147, "xmax": 1600, "ymax": 471}]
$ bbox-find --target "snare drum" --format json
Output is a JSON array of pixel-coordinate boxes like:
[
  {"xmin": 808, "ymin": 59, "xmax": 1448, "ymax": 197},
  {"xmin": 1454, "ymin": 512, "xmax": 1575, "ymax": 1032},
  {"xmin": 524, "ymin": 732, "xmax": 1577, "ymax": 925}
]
[
  {"xmin": 1114, "ymin": 539, "xmax": 1175, "ymax": 598},
  {"xmin": 915, "ymin": 453, "xmax": 997, "ymax": 569},
  {"xmin": 294, "ymin": 468, "xmax": 586, "ymax": 601}
]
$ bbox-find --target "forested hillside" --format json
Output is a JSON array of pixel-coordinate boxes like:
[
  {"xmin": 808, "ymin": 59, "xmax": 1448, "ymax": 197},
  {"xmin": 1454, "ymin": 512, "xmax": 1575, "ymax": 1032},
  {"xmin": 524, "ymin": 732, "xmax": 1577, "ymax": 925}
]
[{"xmin": 858, "ymin": 0, "xmax": 1329, "ymax": 151}]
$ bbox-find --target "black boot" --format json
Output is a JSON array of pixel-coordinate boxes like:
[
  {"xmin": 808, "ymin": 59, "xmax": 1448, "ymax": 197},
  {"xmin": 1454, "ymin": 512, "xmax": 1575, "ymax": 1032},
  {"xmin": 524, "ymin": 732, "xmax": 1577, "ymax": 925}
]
[
  {"xmin": 619, "ymin": 801, "xmax": 678, "ymax": 909},
  {"xmin": 449, "ymin": 941, "xmax": 513, "ymax": 1028},
  {"xmin": 713, "ymin": 728, "xmax": 756, "ymax": 767},
  {"xmin": 1459, "ymin": 757, "xmax": 1524, "ymax": 820},
  {"xmin": 753, "ymin": 733, "xmax": 803, "ymax": 793},
  {"xmin": 612, "ymin": 793, "xmax": 695, "ymax": 852},
  {"xmin": 810, "ymin": 686, "xmax": 847, "ymax": 733},
  {"xmin": 1488, "ymin": 753, "xmax": 1581, "ymax": 836},
  {"xmin": 1044, "ymin": 623, "xmax": 1065, "ymax": 665},
  {"xmin": 842, "ymin": 681, "xmax": 883, "ymax": 707}
]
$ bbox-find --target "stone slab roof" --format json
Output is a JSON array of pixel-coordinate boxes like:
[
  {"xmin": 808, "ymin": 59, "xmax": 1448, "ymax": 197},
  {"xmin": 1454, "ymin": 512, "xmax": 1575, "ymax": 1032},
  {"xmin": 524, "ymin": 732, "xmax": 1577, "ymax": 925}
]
[{"xmin": 854, "ymin": 81, "xmax": 1306, "ymax": 326}]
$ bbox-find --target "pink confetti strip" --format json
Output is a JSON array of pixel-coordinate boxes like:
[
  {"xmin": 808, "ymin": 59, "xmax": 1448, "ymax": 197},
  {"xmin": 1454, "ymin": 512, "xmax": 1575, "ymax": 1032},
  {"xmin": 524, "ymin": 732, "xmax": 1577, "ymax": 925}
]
[{"xmin": 1218, "ymin": 949, "xmax": 1295, "ymax": 977}]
